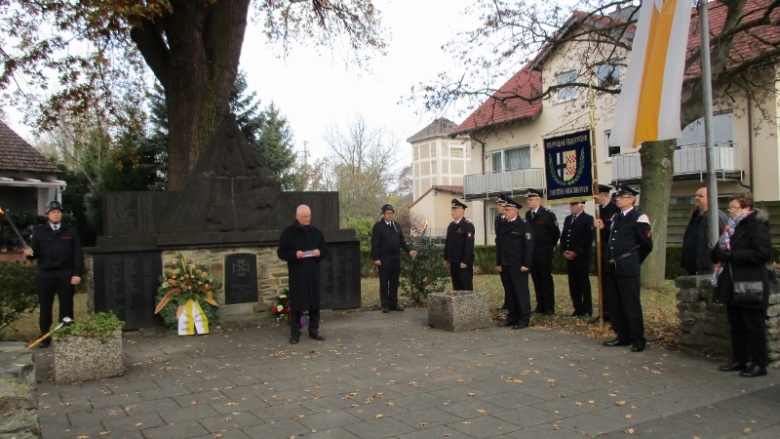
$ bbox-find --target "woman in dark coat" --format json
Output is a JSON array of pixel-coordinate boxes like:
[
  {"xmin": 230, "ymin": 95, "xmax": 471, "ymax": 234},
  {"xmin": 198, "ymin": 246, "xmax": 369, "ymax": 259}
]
[
  {"xmin": 277, "ymin": 205, "xmax": 330, "ymax": 344},
  {"xmin": 711, "ymin": 192, "xmax": 772, "ymax": 377}
]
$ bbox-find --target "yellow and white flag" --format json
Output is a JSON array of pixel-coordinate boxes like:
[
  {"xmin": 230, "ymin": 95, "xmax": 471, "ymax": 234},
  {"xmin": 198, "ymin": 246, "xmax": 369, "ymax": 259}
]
[{"xmin": 610, "ymin": 0, "xmax": 692, "ymax": 148}]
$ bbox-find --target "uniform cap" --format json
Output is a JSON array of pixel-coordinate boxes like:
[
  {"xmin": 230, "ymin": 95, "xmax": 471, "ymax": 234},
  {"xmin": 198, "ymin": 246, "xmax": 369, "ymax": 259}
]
[
  {"xmin": 598, "ymin": 184, "xmax": 613, "ymax": 194},
  {"xmin": 525, "ymin": 188, "xmax": 544, "ymax": 198},
  {"xmin": 504, "ymin": 196, "xmax": 521, "ymax": 210},
  {"xmin": 569, "ymin": 200, "xmax": 586, "ymax": 206},
  {"xmin": 381, "ymin": 203, "xmax": 394, "ymax": 213},
  {"xmin": 45, "ymin": 200, "xmax": 63, "ymax": 214},
  {"xmin": 496, "ymin": 194, "xmax": 508, "ymax": 205},
  {"xmin": 615, "ymin": 185, "xmax": 639, "ymax": 198},
  {"xmin": 451, "ymin": 199, "xmax": 467, "ymax": 209}
]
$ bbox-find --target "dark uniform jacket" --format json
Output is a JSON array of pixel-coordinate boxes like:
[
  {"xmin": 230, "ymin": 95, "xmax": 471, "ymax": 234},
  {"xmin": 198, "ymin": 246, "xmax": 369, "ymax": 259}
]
[
  {"xmin": 496, "ymin": 218, "xmax": 534, "ymax": 267},
  {"xmin": 277, "ymin": 222, "xmax": 330, "ymax": 311},
  {"xmin": 598, "ymin": 200, "xmax": 620, "ymax": 250},
  {"xmin": 28, "ymin": 222, "xmax": 83, "ymax": 275},
  {"xmin": 526, "ymin": 208, "xmax": 561, "ymax": 249},
  {"xmin": 682, "ymin": 208, "xmax": 728, "ymax": 275},
  {"xmin": 560, "ymin": 212, "xmax": 595, "ymax": 257},
  {"xmin": 711, "ymin": 209, "xmax": 772, "ymax": 310},
  {"xmin": 444, "ymin": 219, "xmax": 475, "ymax": 266},
  {"xmin": 607, "ymin": 208, "xmax": 653, "ymax": 277},
  {"xmin": 371, "ymin": 221, "xmax": 411, "ymax": 260},
  {"xmin": 494, "ymin": 214, "xmax": 506, "ymax": 235}
]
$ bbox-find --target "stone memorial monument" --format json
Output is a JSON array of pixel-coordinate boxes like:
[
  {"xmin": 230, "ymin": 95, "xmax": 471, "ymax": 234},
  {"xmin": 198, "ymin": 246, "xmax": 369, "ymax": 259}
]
[{"xmin": 87, "ymin": 115, "xmax": 361, "ymax": 329}]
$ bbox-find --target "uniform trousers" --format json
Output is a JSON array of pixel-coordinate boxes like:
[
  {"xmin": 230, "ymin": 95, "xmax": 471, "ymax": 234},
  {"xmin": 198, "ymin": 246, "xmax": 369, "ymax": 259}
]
[
  {"xmin": 604, "ymin": 273, "xmax": 644, "ymax": 342},
  {"xmin": 290, "ymin": 309, "xmax": 321, "ymax": 337},
  {"xmin": 501, "ymin": 266, "xmax": 531, "ymax": 325},
  {"xmin": 377, "ymin": 257, "xmax": 402, "ymax": 308},
  {"xmin": 599, "ymin": 251, "xmax": 612, "ymax": 319},
  {"xmin": 530, "ymin": 246, "xmax": 555, "ymax": 312},
  {"xmin": 566, "ymin": 255, "xmax": 592, "ymax": 315},
  {"xmin": 450, "ymin": 264, "xmax": 474, "ymax": 291},
  {"xmin": 726, "ymin": 305, "xmax": 768, "ymax": 367},
  {"xmin": 36, "ymin": 269, "xmax": 75, "ymax": 335}
]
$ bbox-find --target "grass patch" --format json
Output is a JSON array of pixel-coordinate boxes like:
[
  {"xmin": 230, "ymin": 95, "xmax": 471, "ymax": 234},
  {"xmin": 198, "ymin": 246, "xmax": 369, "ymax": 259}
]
[{"xmin": 3, "ymin": 276, "xmax": 680, "ymax": 348}]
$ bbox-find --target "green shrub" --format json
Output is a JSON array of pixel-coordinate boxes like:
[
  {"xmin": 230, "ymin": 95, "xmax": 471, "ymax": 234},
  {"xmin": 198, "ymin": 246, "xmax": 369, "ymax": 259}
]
[
  {"xmin": 0, "ymin": 261, "xmax": 39, "ymax": 333},
  {"xmin": 53, "ymin": 311, "xmax": 125, "ymax": 343},
  {"xmin": 400, "ymin": 239, "xmax": 448, "ymax": 304},
  {"xmin": 473, "ymin": 246, "xmax": 498, "ymax": 275}
]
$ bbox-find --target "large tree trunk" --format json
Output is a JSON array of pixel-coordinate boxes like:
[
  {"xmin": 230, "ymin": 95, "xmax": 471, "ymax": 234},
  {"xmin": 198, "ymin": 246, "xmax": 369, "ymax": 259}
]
[
  {"xmin": 638, "ymin": 139, "xmax": 675, "ymax": 288},
  {"xmin": 131, "ymin": 0, "xmax": 251, "ymax": 190}
]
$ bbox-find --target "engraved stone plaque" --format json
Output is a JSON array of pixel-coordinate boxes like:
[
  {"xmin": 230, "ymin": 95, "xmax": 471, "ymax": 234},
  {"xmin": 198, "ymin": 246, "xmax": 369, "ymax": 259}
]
[
  {"xmin": 224, "ymin": 253, "xmax": 258, "ymax": 304},
  {"xmin": 92, "ymin": 252, "xmax": 162, "ymax": 329}
]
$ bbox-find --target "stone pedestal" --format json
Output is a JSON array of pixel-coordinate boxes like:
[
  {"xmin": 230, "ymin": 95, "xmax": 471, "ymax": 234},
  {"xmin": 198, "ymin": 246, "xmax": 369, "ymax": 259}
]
[
  {"xmin": 428, "ymin": 291, "xmax": 489, "ymax": 332},
  {"xmin": 54, "ymin": 330, "xmax": 123, "ymax": 384}
]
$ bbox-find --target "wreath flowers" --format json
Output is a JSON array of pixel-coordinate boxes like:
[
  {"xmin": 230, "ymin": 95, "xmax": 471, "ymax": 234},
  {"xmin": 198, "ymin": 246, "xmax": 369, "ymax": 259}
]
[
  {"xmin": 155, "ymin": 253, "xmax": 220, "ymax": 329},
  {"xmin": 270, "ymin": 289, "xmax": 307, "ymax": 325}
]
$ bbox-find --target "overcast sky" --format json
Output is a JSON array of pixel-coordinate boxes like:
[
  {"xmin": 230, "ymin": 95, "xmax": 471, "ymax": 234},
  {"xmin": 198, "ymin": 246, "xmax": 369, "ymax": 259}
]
[
  {"xmin": 239, "ymin": 0, "xmax": 484, "ymax": 164},
  {"xmin": 5, "ymin": 0, "xmax": 486, "ymax": 167}
]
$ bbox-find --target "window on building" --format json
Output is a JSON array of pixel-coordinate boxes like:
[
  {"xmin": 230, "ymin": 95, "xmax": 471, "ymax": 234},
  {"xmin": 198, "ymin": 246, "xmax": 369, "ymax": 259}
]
[
  {"xmin": 594, "ymin": 63, "xmax": 620, "ymax": 89},
  {"xmin": 413, "ymin": 146, "xmax": 419, "ymax": 160},
  {"xmin": 450, "ymin": 147, "xmax": 464, "ymax": 158},
  {"xmin": 605, "ymin": 130, "xmax": 620, "ymax": 157},
  {"xmin": 556, "ymin": 70, "xmax": 577, "ymax": 102},
  {"xmin": 677, "ymin": 111, "xmax": 734, "ymax": 148},
  {"xmin": 491, "ymin": 146, "xmax": 531, "ymax": 171}
]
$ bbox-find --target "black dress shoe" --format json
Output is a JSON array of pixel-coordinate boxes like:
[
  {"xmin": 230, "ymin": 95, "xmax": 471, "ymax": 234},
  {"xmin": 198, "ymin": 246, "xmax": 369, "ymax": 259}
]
[
  {"xmin": 533, "ymin": 308, "xmax": 544, "ymax": 314},
  {"xmin": 389, "ymin": 305, "xmax": 405, "ymax": 311},
  {"xmin": 290, "ymin": 334, "xmax": 300, "ymax": 344},
  {"xmin": 382, "ymin": 307, "xmax": 389, "ymax": 313},
  {"xmin": 512, "ymin": 323, "xmax": 528, "ymax": 329},
  {"xmin": 603, "ymin": 338, "xmax": 631, "ymax": 347},
  {"xmin": 740, "ymin": 365, "xmax": 767, "ymax": 377},
  {"xmin": 497, "ymin": 321, "xmax": 514, "ymax": 327},
  {"xmin": 542, "ymin": 310, "xmax": 555, "ymax": 316},
  {"xmin": 631, "ymin": 340, "xmax": 646, "ymax": 352},
  {"xmin": 309, "ymin": 333, "xmax": 326, "ymax": 341},
  {"xmin": 718, "ymin": 361, "xmax": 747, "ymax": 372},
  {"xmin": 38, "ymin": 339, "xmax": 51, "ymax": 349}
]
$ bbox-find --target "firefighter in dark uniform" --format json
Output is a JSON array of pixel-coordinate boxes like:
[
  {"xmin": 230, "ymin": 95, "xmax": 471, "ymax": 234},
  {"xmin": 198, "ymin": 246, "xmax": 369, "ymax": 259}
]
[
  {"xmin": 371, "ymin": 204, "xmax": 417, "ymax": 313},
  {"xmin": 444, "ymin": 199, "xmax": 475, "ymax": 291},
  {"xmin": 594, "ymin": 184, "xmax": 620, "ymax": 322},
  {"xmin": 496, "ymin": 196, "xmax": 534, "ymax": 329},
  {"xmin": 525, "ymin": 188, "xmax": 560, "ymax": 314},
  {"xmin": 602, "ymin": 185, "xmax": 653, "ymax": 352},
  {"xmin": 494, "ymin": 194, "xmax": 508, "ymax": 236},
  {"xmin": 560, "ymin": 200, "xmax": 595, "ymax": 317},
  {"xmin": 23, "ymin": 200, "xmax": 83, "ymax": 348}
]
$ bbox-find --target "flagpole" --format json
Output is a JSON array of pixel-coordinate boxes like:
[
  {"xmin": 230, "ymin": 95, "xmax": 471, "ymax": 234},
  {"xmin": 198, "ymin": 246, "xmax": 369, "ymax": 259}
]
[
  {"xmin": 587, "ymin": 85, "xmax": 605, "ymax": 341},
  {"xmin": 699, "ymin": 0, "xmax": 719, "ymax": 246}
]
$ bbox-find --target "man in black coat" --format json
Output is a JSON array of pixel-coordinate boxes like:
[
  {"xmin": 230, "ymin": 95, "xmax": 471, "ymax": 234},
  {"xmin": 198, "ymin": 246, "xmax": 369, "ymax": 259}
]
[
  {"xmin": 560, "ymin": 200, "xmax": 595, "ymax": 317},
  {"xmin": 277, "ymin": 205, "xmax": 330, "ymax": 344},
  {"xmin": 525, "ymin": 188, "xmax": 560, "ymax": 315},
  {"xmin": 371, "ymin": 204, "xmax": 417, "ymax": 313},
  {"xmin": 444, "ymin": 199, "xmax": 475, "ymax": 291},
  {"xmin": 682, "ymin": 187, "xmax": 728, "ymax": 275},
  {"xmin": 496, "ymin": 196, "xmax": 534, "ymax": 329},
  {"xmin": 602, "ymin": 185, "xmax": 653, "ymax": 352},
  {"xmin": 23, "ymin": 200, "xmax": 83, "ymax": 348},
  {"xmin": 594, "ymin": 184, "xmax": 620, "ymax": 322}
]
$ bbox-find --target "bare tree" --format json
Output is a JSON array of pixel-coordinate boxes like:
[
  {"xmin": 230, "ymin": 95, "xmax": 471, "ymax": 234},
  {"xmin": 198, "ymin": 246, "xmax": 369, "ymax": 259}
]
[{"xmin": 322, "ymin": 115, "xmax": 400, "ymax": 219}]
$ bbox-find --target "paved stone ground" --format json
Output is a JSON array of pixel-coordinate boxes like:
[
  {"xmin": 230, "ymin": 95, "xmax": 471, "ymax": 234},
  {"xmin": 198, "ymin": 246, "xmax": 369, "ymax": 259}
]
[{"xmin": 35, "ymin": 309, "xmax": 780, "ymax": 438}]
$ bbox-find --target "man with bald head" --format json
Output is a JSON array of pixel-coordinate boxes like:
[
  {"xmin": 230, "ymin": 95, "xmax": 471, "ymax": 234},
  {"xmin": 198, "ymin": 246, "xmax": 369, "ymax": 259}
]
[
  {"xmin": 682, "ymin": 187, "xmax": 728, "ymax": 275},
  {"xmin": 277, "ymin": 205, "xmax": 330, "ymax": 344}
]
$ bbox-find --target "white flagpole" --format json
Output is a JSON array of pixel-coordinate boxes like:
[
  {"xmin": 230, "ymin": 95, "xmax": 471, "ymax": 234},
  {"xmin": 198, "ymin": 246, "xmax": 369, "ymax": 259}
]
[{"xmin": 699, "ymin": 0, "xmax": 719, "ymax": 247}]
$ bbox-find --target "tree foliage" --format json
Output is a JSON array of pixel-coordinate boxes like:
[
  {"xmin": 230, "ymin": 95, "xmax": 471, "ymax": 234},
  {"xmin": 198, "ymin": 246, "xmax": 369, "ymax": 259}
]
[{"xmin": 1, "ymin": 0, "xmax": 386, "ymax": 190}]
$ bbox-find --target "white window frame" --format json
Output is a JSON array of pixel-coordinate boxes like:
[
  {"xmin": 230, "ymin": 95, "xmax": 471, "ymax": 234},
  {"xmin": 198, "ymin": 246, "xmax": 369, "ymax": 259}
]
[
  {"xmin": 594, "ymin": 63, "xmax": 621, "ymax": 89},
  {"xmin": 556, "ymin": 70, "xmax": 577, "ymax": 102}
]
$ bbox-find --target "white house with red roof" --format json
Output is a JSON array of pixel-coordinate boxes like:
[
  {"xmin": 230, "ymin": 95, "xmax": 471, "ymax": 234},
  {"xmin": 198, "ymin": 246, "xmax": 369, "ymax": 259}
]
[{"xmin": 451, "ymin": 0, "xmax": 780, "ymax": 243}]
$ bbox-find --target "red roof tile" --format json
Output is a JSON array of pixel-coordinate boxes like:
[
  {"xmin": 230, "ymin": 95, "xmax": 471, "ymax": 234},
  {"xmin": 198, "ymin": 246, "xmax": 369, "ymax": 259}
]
[{"xmin": 0, "ymin": 121, "xmax": 61, "ymax": 174}]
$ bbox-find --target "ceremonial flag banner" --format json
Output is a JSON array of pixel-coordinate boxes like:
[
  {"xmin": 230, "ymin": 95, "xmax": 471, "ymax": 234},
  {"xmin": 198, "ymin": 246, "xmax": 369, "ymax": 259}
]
[
  {"xmin": 544, "ymin": 130, "xmax": 593, "ymax": 204},
  {"xmin": 609, "ymin": 0, "xmax": 692, "ymax": 148}
]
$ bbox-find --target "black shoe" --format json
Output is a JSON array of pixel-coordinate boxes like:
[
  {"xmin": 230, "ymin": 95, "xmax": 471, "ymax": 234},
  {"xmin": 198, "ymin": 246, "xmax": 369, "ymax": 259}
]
[
  {"xmin": 309, "ymin": 333, "xmax": 326, "ymax": 341},
  {"xmin": 290, "ymin": 334, "xmax": 300, "ymax": 344},
  {"xmin": 496, "ymin": 304, "xmax": 507, "ymax": 311},
  {"xmin": 740, "ymin": 365, "xmax": 767, "ymax": 377},
  {"xmin": 719, "ymin": 361, "xmax": 747, "ymax": 372},
  {"xmin": 497, "ymin": 321, "xmax": 514, "ymax": 327},
  {"xmin": 589, "ymin": 315, "xmax": 610, "ymax": 324},
  {"xmin": 578, "ymin": 312, "xmax": 593, "ymax": 318},
  {"xmin": 631, "ymin": 340, "xmax": 646, "ymax": 352},
  {"xmin": 542, "ymin": 310, "xmax": 555, "ymax": 316},
  {"xmin": 38, "ymin": 339, "xmax": 51, "ymax": 349},
  {"xmin": 389, "ymin": 305, "xmax": 405, "ymax": 312},
  {"xmin": 382, "ymin": 307, "xmax": 389, "ymax": 313},
  {"xmin": 512, "ymin": 323, "xmax": 528, "ymax": 329},
  {"xmin": 533, "ymin": 308, "xmax": 544, "ymax": 314},
  {"xmin": 603, "ymin": 338, "xmax": 631, "ymax": 347}
]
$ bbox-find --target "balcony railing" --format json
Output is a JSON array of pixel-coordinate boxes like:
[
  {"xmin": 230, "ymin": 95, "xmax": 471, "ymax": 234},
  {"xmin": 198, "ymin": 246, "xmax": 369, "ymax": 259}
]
[
  {"xmin": 612, "ymin": 142, "xmax": 743, "ymax": 182},
  {"xmin": 464, "ymin": 168, "xmax": 545, "ymax": 199}
]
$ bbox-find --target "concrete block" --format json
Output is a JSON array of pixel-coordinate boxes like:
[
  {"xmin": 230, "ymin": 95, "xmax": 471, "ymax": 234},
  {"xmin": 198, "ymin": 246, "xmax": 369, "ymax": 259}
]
[
  {"xmin": 428, "ymin": 291, "xmax": 489, "ymax": 332},
  {"xmin": 54, "ymin": 330, "xmax": 123, "ymax": 384}
]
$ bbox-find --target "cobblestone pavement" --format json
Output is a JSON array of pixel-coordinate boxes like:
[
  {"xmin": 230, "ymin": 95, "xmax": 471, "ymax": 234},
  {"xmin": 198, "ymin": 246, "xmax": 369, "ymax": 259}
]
[{"xmin": 35, "ymin": 308, "xmax": 780, "ymax": 438}]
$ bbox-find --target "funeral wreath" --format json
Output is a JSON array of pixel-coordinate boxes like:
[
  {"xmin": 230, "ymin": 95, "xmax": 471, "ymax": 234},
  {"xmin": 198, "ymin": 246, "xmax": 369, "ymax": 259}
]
[{"xmin": 155, "ymin": 253, "xmax": 220, "ymax": 329}]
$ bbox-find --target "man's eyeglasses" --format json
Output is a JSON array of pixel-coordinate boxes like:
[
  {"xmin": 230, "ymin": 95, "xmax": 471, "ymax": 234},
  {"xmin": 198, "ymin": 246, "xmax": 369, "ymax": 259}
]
[{"xmin": 727, "ymin": 206, "xmax": 742, "ymax": 211}]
